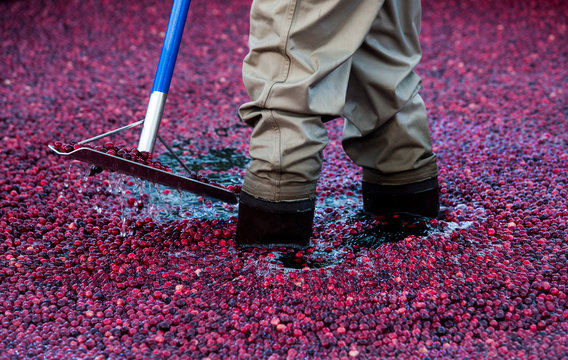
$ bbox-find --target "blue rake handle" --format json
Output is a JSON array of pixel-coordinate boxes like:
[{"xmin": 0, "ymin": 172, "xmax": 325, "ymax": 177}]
[{"xmin": 138, "ymin": 0, "xmax": 192, "ymax": 153}]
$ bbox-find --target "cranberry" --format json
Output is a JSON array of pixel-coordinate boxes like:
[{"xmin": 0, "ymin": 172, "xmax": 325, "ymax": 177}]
[{"xmin": 3, "ymin": 0, "xmax": 568, "ymax": 358}]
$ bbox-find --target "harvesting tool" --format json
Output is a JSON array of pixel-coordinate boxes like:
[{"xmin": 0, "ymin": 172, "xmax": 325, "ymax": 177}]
[{"xmin": 49, "ymin": 0, "xmax": 238, "ymax": 204}]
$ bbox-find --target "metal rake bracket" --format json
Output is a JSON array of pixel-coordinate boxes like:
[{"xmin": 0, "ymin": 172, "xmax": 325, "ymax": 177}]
[{"xmin": 49, "ymin": 121, "xmax": 238, "ymax": 204}]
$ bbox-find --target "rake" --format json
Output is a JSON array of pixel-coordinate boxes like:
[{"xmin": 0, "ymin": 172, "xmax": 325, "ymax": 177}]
[{"xmin": 48, "ymin": 0, "xmax": 238, "ymax": 204}]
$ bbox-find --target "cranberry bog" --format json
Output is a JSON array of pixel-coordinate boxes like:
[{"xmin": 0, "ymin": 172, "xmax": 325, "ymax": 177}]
[{"xmin": 1, "ymin": 0, "xmax": 567, "ymax": 359}]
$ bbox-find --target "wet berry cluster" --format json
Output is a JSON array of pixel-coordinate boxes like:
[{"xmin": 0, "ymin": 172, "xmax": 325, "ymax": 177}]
[
  {"xmin": 52, "ymin": 141, "xmax": 173, "ymax": 173},
  {"xmin": 1, "ymin": 0, "xmax": 567, "ymax": 358}
]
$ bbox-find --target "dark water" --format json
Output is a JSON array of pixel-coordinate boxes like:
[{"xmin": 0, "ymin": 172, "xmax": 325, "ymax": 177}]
[
  {"xmin": 160, "ymin": 146, "xmax": 249, "ymax": 184},
  {"xmin": 275, "ymin": 214, "xmax": 433, "ymax": 269},
  {"xmin": 143, "ymin": 144, "xmax": 249, "ymax": 219},
  {"xmin": 95, "ymin": 139, "xmax": 446, "ymax": 270},
  {"xmin": 344, "ymin": 214, "xmax": 431, "ymax": 251}
]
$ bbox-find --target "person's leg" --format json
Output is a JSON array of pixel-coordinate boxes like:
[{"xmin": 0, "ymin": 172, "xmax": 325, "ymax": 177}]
[
  {"xmin": 237, "ymin": 0, "xmax": 385, "ymax": 247},
  {"xmin": 342, "ymin": 0, "xmax": 439, "ymax": 217}
]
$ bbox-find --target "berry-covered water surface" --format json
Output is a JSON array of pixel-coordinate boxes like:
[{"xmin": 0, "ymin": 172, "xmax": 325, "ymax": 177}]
[{"xmin": 1, "ymin": 0, "xmax": 567, "ymax": 358}]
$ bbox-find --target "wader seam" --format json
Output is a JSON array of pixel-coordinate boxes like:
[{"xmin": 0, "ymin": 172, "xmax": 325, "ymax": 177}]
[
  {"xmin": 260, "ymin": 0, "xmax": 298, "ymax": 109},
  {"xmin": 261, "ymin": 0, "xmax": 299, "ymax": 200},
  {"xmin": 268, "ymin": 109, "xmax": 283, "ymax": 200}
]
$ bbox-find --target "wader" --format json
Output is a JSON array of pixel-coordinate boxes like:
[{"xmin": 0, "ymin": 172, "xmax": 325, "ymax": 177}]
[{"xmin": 238, "ymin": 0, "xmax": 438, "ymax": 202}]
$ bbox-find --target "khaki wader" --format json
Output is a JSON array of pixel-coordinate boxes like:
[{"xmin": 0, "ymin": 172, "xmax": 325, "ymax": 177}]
[{"xmin": 238, "ymin": 0, "xmax": 438, "ymax": 201}]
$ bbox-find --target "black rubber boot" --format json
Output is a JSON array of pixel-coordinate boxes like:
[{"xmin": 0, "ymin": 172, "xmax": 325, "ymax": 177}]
[
  {"xmin": 363, "ymin": 177, "xmax": 440, "ymax": 218},
  {"xmin": 235, "ymin": 192, "xmax": 315, "ymax": 249}
]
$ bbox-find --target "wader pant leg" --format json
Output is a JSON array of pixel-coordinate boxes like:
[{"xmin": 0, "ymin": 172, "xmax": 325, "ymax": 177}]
[
  {"xmin": 239, "ymin": 0, "xmax": 437, "ymax": 201},
  {"xmin": 342, "ymin": 0, "xmax": 438, "ymax": 185}
]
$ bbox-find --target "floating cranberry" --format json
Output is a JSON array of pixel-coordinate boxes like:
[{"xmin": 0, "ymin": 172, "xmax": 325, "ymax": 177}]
[{"xmin": 3, "ymin": 0, "xmax": 568, "ymax": 358}]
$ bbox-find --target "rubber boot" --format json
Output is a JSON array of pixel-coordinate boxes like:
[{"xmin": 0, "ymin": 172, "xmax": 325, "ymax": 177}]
[
  {"xmin": 363, "ymin": 177, "xmax": 440, "ymax": 218},
  {"xmin": 235, "ymin": 192, "xmax": 315, "ymax": 249}
]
